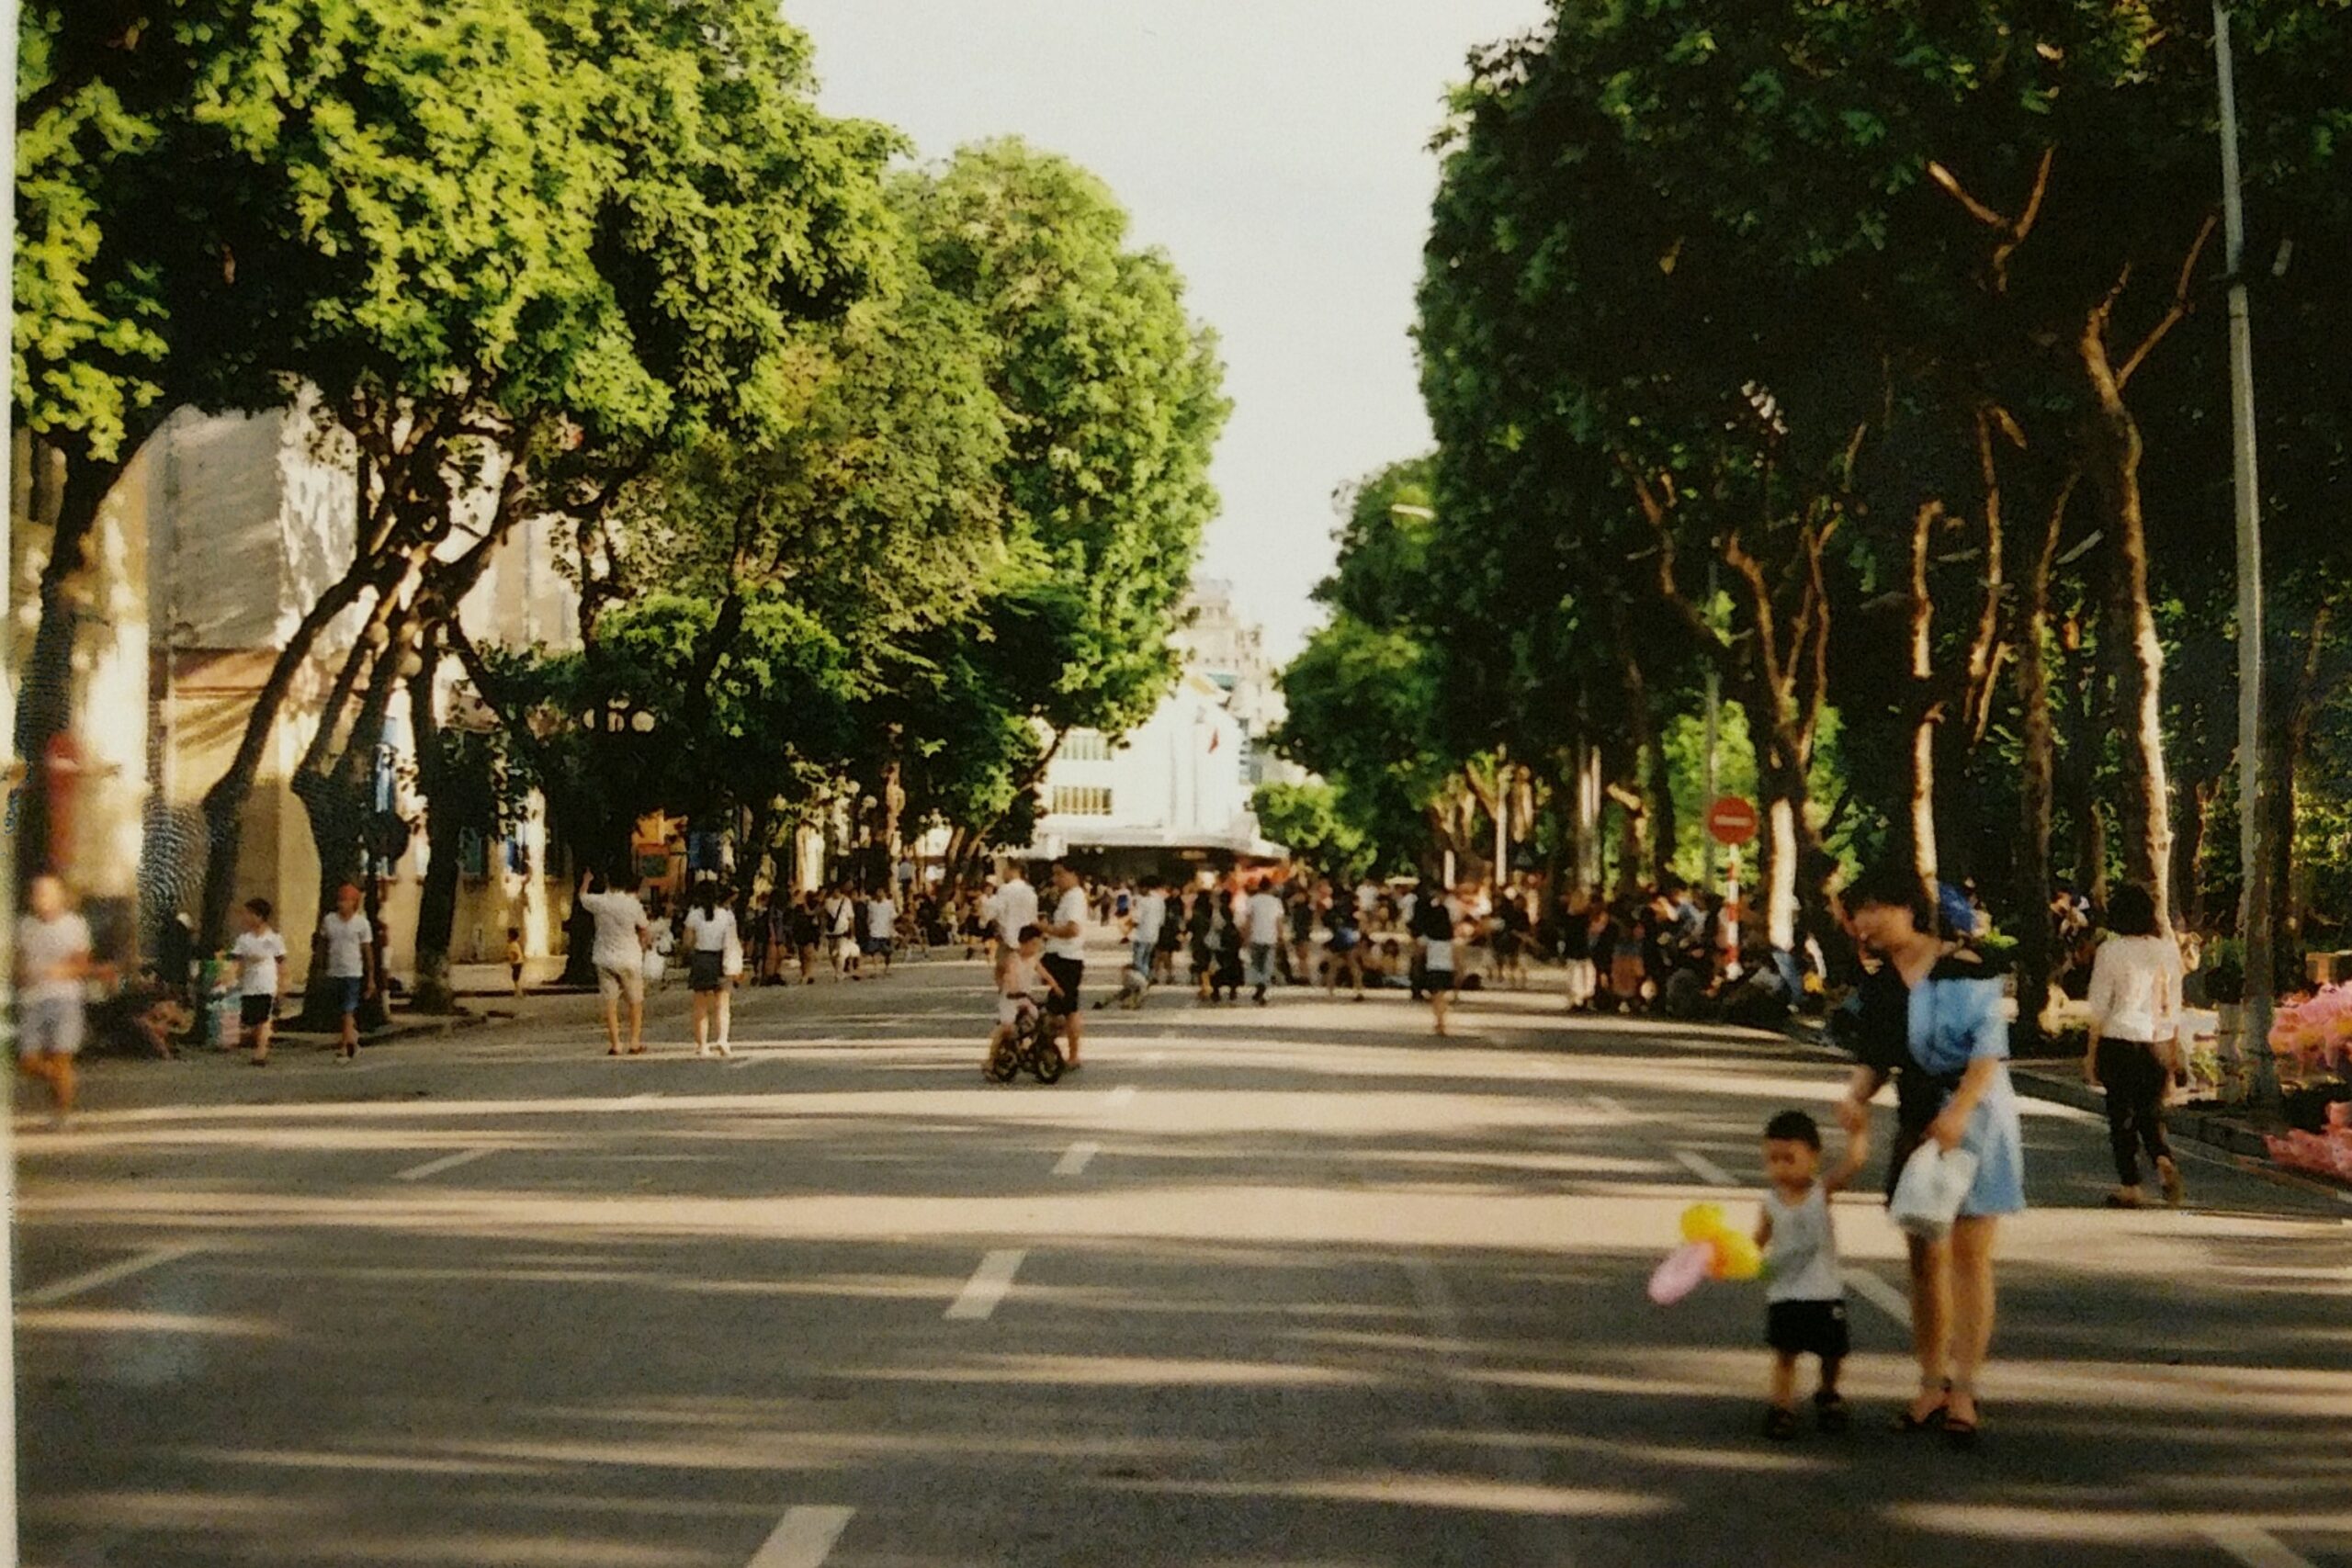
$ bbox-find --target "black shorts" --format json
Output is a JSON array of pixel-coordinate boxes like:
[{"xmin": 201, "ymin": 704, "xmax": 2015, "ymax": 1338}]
[
  {"xmin": 240, "ymin": 995, "xmax": 274, "ymax": 1029},
  {"xmin": 1766, "ymin": 1298, "xmax": 1850, "ymax": 1360},
  {"xmin": 1424, "ymin": 968, "xmax": 1455, "ymax": 995},
  {"xmin": 1041, "ymin": 954, "xmax": 1083, "ymax": 1016}
]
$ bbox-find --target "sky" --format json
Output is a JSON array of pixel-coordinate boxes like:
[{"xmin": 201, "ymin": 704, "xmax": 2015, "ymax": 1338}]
[{"xmin": 788, "ymin": 0, "xmax": 1551, "ymax": 662}]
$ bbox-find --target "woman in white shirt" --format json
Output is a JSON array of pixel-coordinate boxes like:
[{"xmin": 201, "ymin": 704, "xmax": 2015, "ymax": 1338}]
[
  {"xmin": 683, "ymin": 882, "xmax": 739, "ymax": 1058},
  {"xmin": 2084, "ymin": 883, "xmax": 2184, "ymax": 1207}
]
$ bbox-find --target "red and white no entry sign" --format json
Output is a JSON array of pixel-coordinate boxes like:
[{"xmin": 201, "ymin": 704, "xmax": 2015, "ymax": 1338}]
[{"xmin": 1706, "ymin": 795, "xmax": 1759, "ymax": 848}]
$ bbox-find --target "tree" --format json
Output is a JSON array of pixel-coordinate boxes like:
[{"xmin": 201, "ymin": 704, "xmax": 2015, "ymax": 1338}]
[{"xmin": 1252, "ymin": 781, "xmax": 1369, "ymax": 885}]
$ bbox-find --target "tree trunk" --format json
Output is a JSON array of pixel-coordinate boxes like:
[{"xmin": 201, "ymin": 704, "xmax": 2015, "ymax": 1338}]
[
  {"xmin": 2172, "ymin": 777, "xmax": 2217, "ymax": 935},
  {"xmin": 1906, "ymin": 502, "xmax": 1943, "ymax": 886},
  {"xmin": 2263, "ymin": 604, "xmax": 2333, "ymax": 990},
  {"xmin": 2081, "ymin": 317, "xmax": 2175, "ymax": 926},
  {"xmin": 406, "ymin": 642, "xmax": 462, "ymax": 1014},
  {"xmin": 16, "ymin": 451, "xmax": 126, "ymax": 891},
  {"xmin": 2011, "ymin": 479, "xmax": 2075, "ymax": 1049},
  {"xmin": 2057, "ymin": 613, "xmax": 2110, "ymax": 908}
]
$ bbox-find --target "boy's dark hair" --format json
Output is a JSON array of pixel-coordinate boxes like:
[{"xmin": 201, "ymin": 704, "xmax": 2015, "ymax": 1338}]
[
  {"xmin": 1017, "ymin": 924, "xmax": 1044, "ymax": 944},
  {"xmin": 507, "ymin": 925, "xmax": 521, "ymax": 939},
  {"xmin": 244, "ymin": 897, "xmax": 273, "ymax": 922},
  {"xmin": 2106, "ymin": 883, "xmax": 2160, "ymax": 939},
  {"xmin": 1764, "ymin": 1110, "xmax": 1822, "ymax": 1149},
  {"xmin": 1844, "ymin": 863, "xmax": 1936, "ymax": 931}
]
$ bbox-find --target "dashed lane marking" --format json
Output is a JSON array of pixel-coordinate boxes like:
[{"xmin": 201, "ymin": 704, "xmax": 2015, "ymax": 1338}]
[
  {"xmin": 2201, "ymin": 1524, "xmax": 2318, "ymax": 1568},
  {"xmin": 21, "ymin": 1245, "xmax": 202, "ymax": 1306},
  {"xmin": 393, "ymin": 1147, "xmax": 497, "ymax": 1183},
  {"xmin": 944, "ymin": 1248, "xmax": 1026, "ymax": 1321},
  {"xmin": 1669, "ymin": 1147, "xmax": 1736, "ymax": 1187},
  {"xmin": 746, "ymin": 1506, "xmax": 855, "ymax": 1568},
  {"xmin": 1588, "ymin": 1094, "xmax": 1632, "ymax": 1120},
  {"xmin": 1842, "ymin": 1267, "xmax": 1914, "ymax": 1328},
  {"xmin": 1053, "ymin": 1142, "xmax": 1100, "ymax": 1178}
]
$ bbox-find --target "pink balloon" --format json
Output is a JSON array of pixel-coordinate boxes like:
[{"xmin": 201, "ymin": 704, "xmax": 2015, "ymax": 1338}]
[{"xmin": 1648, "ymin": 1241, "xmax": 1715, "ymax": 1306}]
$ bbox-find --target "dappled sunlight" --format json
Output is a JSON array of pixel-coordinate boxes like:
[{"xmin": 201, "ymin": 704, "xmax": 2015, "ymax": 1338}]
[
  {"xmin": 850, "ymin": 1352, "xmax": 1384, "ymax": 1389},
  {"xmin": 16, "ymin": 1308, "xmax": 285, "ymax": 1337},
  {"xmin": 1402, "ymin": 1427, "xmax": 1835, "ymax": 1476},
  {"xmin": 1099, "ymin": 1471, "xmax": 1675, "ymax": 1518},
  {"xmin": 1888, "ymin": 1502, "xmax": 2352, "ymax": 1549}
]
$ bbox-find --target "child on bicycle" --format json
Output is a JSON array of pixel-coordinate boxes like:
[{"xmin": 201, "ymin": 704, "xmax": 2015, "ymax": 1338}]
[{"xmin": 985, "ymin": 924, "xmax": 1057, "ymax": 1068}]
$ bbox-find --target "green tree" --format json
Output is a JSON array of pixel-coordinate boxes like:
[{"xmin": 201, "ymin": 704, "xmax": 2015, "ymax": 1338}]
[{"xmin": 1251, "ymin": 781, "xmax": 1369, "ymax": 884}]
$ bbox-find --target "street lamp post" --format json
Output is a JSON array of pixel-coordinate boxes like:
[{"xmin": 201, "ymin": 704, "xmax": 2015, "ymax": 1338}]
[{"xmin": 2214, "ymin": 1, "xmax": 2278, "ymax": 1111}]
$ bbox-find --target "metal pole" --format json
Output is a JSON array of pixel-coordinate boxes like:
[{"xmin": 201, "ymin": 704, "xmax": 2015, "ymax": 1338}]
[
  {"xmin": 1701, "ymin": 560, "xmax": 1721, "ymax": 896},
  {"xmin": 2215, "ymin": 0, "xmax": 2278, "ymax": 1111}
]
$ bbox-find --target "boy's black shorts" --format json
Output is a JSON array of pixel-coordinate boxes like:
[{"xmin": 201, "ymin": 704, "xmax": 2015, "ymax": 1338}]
[{"xmin": 1766, "ymin": 1298, "xmax": 1850, "ymax": 1359}]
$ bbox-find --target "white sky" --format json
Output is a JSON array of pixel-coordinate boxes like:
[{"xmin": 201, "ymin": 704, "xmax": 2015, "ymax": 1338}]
[{"xmin": 788, "ymin": 0, "xmax": 1550, "ymax": 660}]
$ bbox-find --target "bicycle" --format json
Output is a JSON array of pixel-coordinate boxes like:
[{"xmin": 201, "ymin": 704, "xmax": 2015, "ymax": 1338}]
[{"xmin": 984, "ymin": 998, "xmax": 1066, "ymax": 1085}]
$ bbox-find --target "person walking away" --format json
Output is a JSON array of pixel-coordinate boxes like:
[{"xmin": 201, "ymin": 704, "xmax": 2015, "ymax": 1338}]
[
  {"xmin": 2084, "ymin": 883, "xmax": 2186, "ymax": 1208},
  {"xmin": 865, "ymin": 887, "xmax": 898, "ymax": 975},
  {"xmin": 319, "ymin": 882, "xmax": 377, "ymax": 1061},
  {"xmin": 1838, "ymin": 863, "xmax": 2025, "ymax": 1448},
  {"xmin": 18, "ymin": 874, "xmax": 95, "ymax": 1123},
  {"xmin": 1413, "ymin": 882, "xmax": 1464, "ymax": 1036},
  {"xmin": 1756, "ymin": 1109, "xmax": 1868, "ymax": 1438},
  {"xmin": 1187, "ymin": 887, "xmax": 1216, "ymax": 998},
  {"xmin": 829, "ymin": 886, "xmax": 861, "ymax": 980},
  {"xmin": 1246, "ymin": 879, "xmax": 1285, "ymax": 1006},
  {"xmin": 1561, "ymin": 889, "xmax": 1597, "ymax": 1010},
  {"xmin": 1325, "ymin": 895, "xmax": 1365, "ymax": 999},
  {"xmin": 233, "ymin": 898, "xmax": 288, "ymax": 1066},
  {"xmin": 1127, "ymin": 878, "xmax": 1166, "ymax": 1005},
  {"xmin": 580, "ymin": 870, "xmax": 653, "ymax": 1055},
  {"xmin": 1041, "ymin": 862, "xmax": 1090, "ymax": 1067},
  {"xmin": 1286, "ymin": 885, "xmax": 1317, "ymax": 986},
  {"xmin": 684, "ymin": 880, "xmax": 738, "ymax": 1056},
  {"xmin": 1154, "ymin": 884, "xmax": 1185, "ymax": 985},
  {"xmin": 791, "ymin": 892, "xmax": 822, "ymax": 984},
  {"xmin": 504, "ymin": 926, "xmax": 526, "ymax": 996}
]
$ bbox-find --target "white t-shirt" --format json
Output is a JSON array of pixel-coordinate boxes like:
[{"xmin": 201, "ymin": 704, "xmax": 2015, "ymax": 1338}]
[
  {"xmin": 1045, "ymin": 886, "xmax": 1089, "ymax": 961},
  {"xmin": 1133, "ymin": 892, "xmax": 1166, "ymax": 947},
  {"xmin": 2088, "ymin": 933, "xmax": 2184, "ymax": 1043},
  {"xmin": 232, "ymin": 929, "xmax": 288, "ymax": 997},
  {"xmin": 995, "ymin": 878, "xmax": 1039, "ymax": 944},
  {"xmin": 17, "ymin": 912, "xmax": 92, "ymax": 1004},
  {"xmin": 684, "ymin": 906, "xmax": 737, "ymax": 954},
  {"xmin": 1247, "ymin": 891, "xmax": 1285, "ymax": 944},
  {"xmin": 826, "ymin": 896, "xmax": 854, "ymax": 937},
  {"xmin": 579, "ymin": 891, "xmax": 650, "ymax": 970},
  {"xmin": 321, "ymin": 911, "xmax": 373, "ymax": 979},
  {"xmin": 866, "ymin": 897, "xmax": 897, "ymax": 940}
]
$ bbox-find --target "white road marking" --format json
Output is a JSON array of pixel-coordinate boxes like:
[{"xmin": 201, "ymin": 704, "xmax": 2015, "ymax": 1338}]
[
  {"xmin": 1669, "ymin": 1147, "xmax": 1736, "ymax": 1187},
  {"xmin": 1106, "ymin": 1085, "xmax": 1137, "ymax": 1109},
  {"xmin": 1843, "ymin": 1267, "xmax": 1914, "ymax": 1328},
  {"xmin": 1143, "ymin": 1051, "xmax": 1167, "ymax": 1066},
  {"xmin": 22, "ymin": 1244, "xmax": 202, "ymax": 1306},
  {"xmin": 944, "ymin": 1248, "xmax": 1026, "ymax": 1321},
  {"xmin": 2201, "ymin": 1524, "xmax": 2318, "ymax": 1568},
  {"xmin": 746, "ymin": 1506, "xmax": 855, "ymax": 1568},
  {"xmin": 625, "ymin": 1092, "xmax": 662, "ymax": 1104},
  {"xmin": 1588, "ymin": 1094, "xmax": 1631, "ymax": 1120},
  {"xmin": 1053, "ymin": 1141, "xmax": 1100, "ymax": 1178},
  {"xmin": 394, "ymin": 1147, "xmax": 498, "ymax": 1183}
]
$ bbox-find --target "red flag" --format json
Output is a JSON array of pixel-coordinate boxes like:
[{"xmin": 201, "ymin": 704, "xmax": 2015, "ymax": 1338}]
[{"xmin": 1207, "ymin": 729, "xmax": 1221, "ymax": 753}]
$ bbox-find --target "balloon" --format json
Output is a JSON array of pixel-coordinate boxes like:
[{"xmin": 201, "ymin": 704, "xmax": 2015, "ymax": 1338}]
[
  {"xmin": 1679, "ymin": 1202, "xmax": 1726, "ymax": 1244},
  {"xmin": 1648, "ymin": 1241, "xmax": 1714, "ymax": 1305},
  {"xmin": 1710, "ymin": 1230, "xmax": 1764, "ymax": 1281}
]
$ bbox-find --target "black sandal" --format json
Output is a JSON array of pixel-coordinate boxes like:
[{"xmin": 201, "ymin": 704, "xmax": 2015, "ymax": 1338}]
[
  {"xmin": 1894, "ymin": 1381, "xmax": 1951, "ymax": 1433},
  {"xmin": 1763, "ymin": 1406, "xmax": 1799, "ymax": 1441},
  {"xmin": 1814, "ymin": 1391, "xmax": 1850, "ymax": 1433}
]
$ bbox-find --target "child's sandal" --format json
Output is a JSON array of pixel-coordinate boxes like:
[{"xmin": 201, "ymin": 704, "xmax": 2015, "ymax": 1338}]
[
  {"xmin": 1762, "ymin": 1406, "xmax": 1800, "ymax": 1441},
  {"xmin": 1814, "ymin": 1391, "xmax": 1850, "ymax": 1433}
]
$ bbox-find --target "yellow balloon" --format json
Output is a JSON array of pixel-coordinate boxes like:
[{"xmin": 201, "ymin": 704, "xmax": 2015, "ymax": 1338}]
[
  {"xmin": 1711, "ymin": 1231, "xmax": 1765, "ymax": 1281},
  {"xmin": 1679, "ymin": 1202, "xmax": 1726, "ymax": 1244}
]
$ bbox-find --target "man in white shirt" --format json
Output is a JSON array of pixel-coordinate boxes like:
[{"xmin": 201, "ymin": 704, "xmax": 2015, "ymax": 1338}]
[
  {"xmin": 1041, "ymin": 861, "xmax": 1090, "ymax": 1067},
  {"xmin": 865, "ymin": 890, "xmax": 898, "ymax": 974},
  {"xmin": 994, "ymin": 862, "xmax": 1039, "ymax": 950},
  {"xmin": 17, "ymin": 874, "xmax": 95, "ymax": 1122},
  {"xmin": 319, "ymin": 882, "xmax": 377, "ymax": 1061},
  {"xmin": 1245, "ymin": 880, "xmax": 1286, "ymax": 1006},
  {"xmin": 578, "ymin": 870, "xmax": 653, "ymax": 1055},
  {"xmin": 1130, "ymin": 880, "xmax": 1166, "ymax": 983}
]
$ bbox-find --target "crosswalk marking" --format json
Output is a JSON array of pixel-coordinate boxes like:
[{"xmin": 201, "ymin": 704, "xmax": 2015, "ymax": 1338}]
[
  {"xmin": 1054, "ymin": 1142, "xmax": 1100, "ymax": 1177},
  {"xmin": 22, "ymin": 1245, "xmax": 201, "ymax": 1306},
  {"xmin": 1669, "ymin": 1146, "xmax": 1736, "ymax": 1186},
  {"xmin": 746, "ymin": 1506, "xmax": 855, "ymax": 1568},
  {"xmin": 1842, "ymin": 1267, "xmax": 1914, "ymax": 1328},
  {"xmin": 945, "ymin": 1248, "xmax": 1026, "ymax": 1320},
  {"xmin": 394, "ymin": 1147, "xmax": 496, "ymax": 1182}
]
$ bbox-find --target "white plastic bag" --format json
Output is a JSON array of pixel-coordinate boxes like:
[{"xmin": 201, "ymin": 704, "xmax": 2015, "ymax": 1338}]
[
  {"xmin": 641, "ymin": 947, "xmax": 666, "ymax": 987},
  {"xmin": 721, "ymin": 931, "xmax": 744, "ymax": 980},
  {"xmin": 1889, "ymin": 1140, "xmax": 1979, "ymax": 1242}
]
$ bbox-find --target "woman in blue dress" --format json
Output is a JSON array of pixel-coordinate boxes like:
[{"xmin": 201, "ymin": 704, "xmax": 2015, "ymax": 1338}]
[{"xmin": 1836, "ymin": 864, "xmax": 2026, "ymax": 1449}]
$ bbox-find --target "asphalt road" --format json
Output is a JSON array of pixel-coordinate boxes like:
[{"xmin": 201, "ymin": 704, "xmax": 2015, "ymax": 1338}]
[{"xmin": 15, "ymin": 954, "xmax": 2352, "ymax": 1567}]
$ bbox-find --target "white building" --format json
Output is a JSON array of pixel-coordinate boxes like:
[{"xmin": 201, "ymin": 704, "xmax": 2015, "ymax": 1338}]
[{"xmin": 1016, "ymin": 585, "xmax": 1292, "ymax": 874}]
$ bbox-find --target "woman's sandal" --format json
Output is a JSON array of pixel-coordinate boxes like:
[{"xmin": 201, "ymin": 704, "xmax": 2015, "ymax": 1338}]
[{"xmin": 1894, "ymin": 1380, "xmax": 1952, "ymax": 1433}]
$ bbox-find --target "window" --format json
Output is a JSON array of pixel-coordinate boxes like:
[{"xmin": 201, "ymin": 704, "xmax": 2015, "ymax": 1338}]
[
  {"xmin": 1061, "ymin": 730, "xmax": 1111, "ymax": 762},
  {"xmin": 1050, "ymin": 785, "xmax": 1114, "ymax": 818}
]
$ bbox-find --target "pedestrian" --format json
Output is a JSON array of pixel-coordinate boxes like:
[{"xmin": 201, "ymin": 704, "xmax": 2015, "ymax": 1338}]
[
  {"xmin": 864, "ymin": 886, "xmax": 898, "ymax": 975},
  {"xmin": 1413, "ymin": 880, "xmax": 1464, "ymax": 1036},
  {"xmin": 1837, "ymin": 863, "xmax": 2025, "ymax": 1448},
  {"xmin": 1041, "ymin": 861, "xmax": 1089, "ymax": 1069},
  {"xmin": 1126, "ymin": 877, "xmax": 1166, "ymax": 1004},
  {"xmin": 2084, "ymin": 883, "xmax": 2186, "ymax": 1208},
  {"xmin": 1153, "ymin": 884, "xmax": 1185, "ymax": 985},
  {"xmin": 1324, "ymin": 894, "xmax": 1365, "ymax": 999},
  {"xmin": 684, "ymin": 879, "xmax": 737, "ymax": 1057},
  {"xmin": 505, "ymin": 925, "xmax": 526, "ymax": 997},
  {"xmin": 233, "ymin": 898, "xmax": 288, "ymax": 1066},
  {"xmin": 1209, "ymin": 899, "xmax": 1246, "ymax": 1003},
  {"xmin": 318, "ymin": 881, "xmax": 376, "ymax": 1061},
  {"xmin": 17, "ymin": 874, "xmax": 95, "ymax": 1125},
  {"xmin": 1756, "ymin": 1109, "xmax": 1868, "ymax": 1439},
  {"xmin": 1561, "ymin": 887, "xmax": 1597, "ymax": 1010},
  {"xmin": 1246, "ymin": 878, "xmax": 1284, "ymax": 1006},
  {"xmin": 828, "ymin": 885, "xmax": 860, "ymax": 980},
  {"xmin": 993, "ymin": 862, "xmax": 1038, "ymax": 953},
  {"xmin": 1187, "ymin": 886, "xmax": 1216, "ymax": 998},
  {"xmin": 579, "ymin": 869, "xmax": 653, "ymax": 1055},
  {"xmin": 1494, "ymin": 890, "xmax": 1532, "ymax": 989},
  {"xmin": 792, "ymin": 891, "xmax": 824, "ymax": 985},
  {"xmin": 985, "ymin": 923, "xmax": 1051, "ymax": 1072}
]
